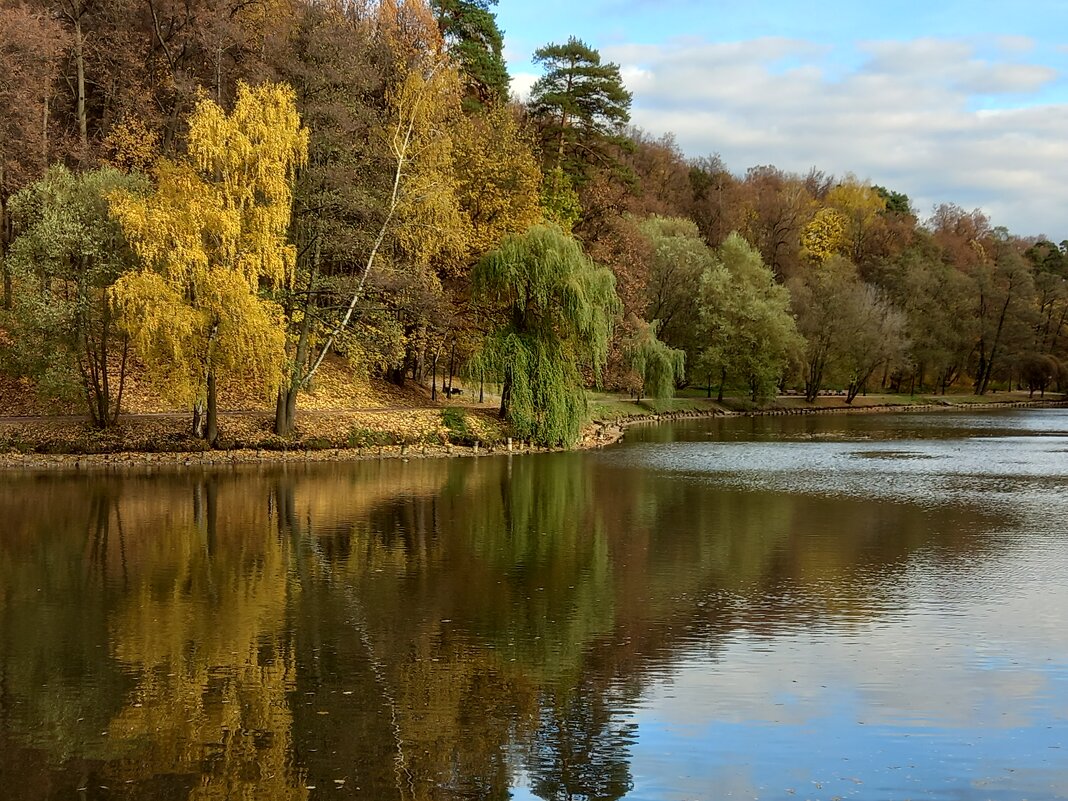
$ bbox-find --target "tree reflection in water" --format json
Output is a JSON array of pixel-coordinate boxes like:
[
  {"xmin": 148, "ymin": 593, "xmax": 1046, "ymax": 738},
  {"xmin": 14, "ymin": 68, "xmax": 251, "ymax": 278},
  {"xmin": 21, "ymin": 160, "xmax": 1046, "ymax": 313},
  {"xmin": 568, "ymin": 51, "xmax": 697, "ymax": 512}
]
[{"xmin": 0, "ymin": 443, "xmax": 1004, "ymax": 800}]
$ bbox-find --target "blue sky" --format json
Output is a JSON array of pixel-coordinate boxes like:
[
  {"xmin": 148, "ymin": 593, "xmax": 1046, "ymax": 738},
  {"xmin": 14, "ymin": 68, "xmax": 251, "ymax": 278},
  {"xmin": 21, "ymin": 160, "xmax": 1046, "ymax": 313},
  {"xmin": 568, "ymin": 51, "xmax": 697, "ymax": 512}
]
[{"xmin": 495, "ymin": 1, "xmax": 1068, "ymax": 239}]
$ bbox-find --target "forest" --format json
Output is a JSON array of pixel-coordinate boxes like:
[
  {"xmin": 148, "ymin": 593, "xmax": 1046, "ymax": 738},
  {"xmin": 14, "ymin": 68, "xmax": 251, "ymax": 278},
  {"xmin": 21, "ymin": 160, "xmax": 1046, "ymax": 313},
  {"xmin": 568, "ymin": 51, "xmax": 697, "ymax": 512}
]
[{"xmin": 1, "ymin": 0, "xmax": 1066, "ymax": 447}]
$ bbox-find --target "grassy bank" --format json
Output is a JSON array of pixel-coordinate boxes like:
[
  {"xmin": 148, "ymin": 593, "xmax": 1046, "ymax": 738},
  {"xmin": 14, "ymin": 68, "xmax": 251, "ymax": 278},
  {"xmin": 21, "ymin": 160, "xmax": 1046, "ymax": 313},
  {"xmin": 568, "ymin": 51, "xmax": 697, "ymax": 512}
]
[{"xmin": 588, "ymin": 389, "xmax": 1067, "ymax": 423}]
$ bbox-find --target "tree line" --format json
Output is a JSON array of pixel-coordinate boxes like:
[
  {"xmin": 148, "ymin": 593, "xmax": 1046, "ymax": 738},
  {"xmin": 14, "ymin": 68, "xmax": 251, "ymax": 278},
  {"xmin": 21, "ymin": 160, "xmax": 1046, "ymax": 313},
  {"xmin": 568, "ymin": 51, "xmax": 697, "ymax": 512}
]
[{"xmin": 1, "ymin": 0, "xmax": 1065, "ymax": 446}]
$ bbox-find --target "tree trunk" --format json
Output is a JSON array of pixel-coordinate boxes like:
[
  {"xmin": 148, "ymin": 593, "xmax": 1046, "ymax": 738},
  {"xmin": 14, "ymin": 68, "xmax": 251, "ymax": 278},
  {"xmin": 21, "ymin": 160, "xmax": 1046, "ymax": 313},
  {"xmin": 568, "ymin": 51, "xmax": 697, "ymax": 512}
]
[
  {"xmin": 192, "ymin": 402, "xmax": 205, "ymax": 439},
  {"xmin": 1, "ymin": 182, "xmax": 11, "ymax": 311},
  {"xmin": 978, "ymin": 292, "xmax": 1013, "ymax": 396},
  {"xmin": 42, "ymin": 82, "xmax": 50, "ymax": 164},
  {"xmin": 111, "ymin": 335, "xmax": 129, "ymax": 426},
  {"xmin": 274, "ymin": 383, "xmax": 299, "ymax": 438},
  {"xmin": 717, "ymin": 367, "xmax": 726, "ymax": 403},
  {"xmin": 206, "ymin": 371, "xmax": 218, "ymax": 446},
  {"xmin": 274, "ymin": 236, "xmax": 317, "ymax": 437},
  {"xmin": 431, "ymin": 352, "xmax": 438, "ymax": 401},
  {"xmin": 447, "ymin": 341, "xmax": 455, "ymax": 395},
  {"xmin": 499, "ymin": 375, "xmax": 511, "ymax": 419},
  {"xmin": 74, "ymin": 15, "xmax": 88, "ymax": 154}
]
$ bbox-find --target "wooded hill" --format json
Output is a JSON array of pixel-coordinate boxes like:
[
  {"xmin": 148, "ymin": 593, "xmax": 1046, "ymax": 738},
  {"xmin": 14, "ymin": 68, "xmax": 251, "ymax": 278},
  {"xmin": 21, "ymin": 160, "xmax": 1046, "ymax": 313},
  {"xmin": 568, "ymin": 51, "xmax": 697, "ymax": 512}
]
[{"xmin": 1, "ymin": 0, "xmax": 1065, "ymax": 446}]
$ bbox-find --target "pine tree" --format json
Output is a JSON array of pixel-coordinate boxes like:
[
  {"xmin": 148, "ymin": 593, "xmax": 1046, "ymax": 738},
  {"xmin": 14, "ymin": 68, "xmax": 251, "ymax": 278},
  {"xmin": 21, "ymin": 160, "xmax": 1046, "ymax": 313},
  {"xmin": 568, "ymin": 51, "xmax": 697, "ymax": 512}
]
[
  {"xmin": 529, "ymin": 37, "xmax": 632, "ymax": 181},
  {"xmin": 431, "ymin": 0, "xmax": 510, "ymax": 112}
]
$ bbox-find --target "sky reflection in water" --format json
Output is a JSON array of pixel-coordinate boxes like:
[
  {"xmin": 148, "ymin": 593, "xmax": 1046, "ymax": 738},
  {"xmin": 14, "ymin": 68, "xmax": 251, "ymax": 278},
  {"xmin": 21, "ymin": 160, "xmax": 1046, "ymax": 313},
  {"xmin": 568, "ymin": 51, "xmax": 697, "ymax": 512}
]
[{"xmin": 593, "ymin": 409, "xmax": 1068, "ymax": 800}]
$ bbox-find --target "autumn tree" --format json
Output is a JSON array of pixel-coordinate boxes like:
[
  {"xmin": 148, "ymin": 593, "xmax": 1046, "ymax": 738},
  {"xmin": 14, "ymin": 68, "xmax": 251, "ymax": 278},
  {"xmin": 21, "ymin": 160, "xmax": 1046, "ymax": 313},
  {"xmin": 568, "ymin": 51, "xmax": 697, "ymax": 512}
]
[
  {"xmin": 800, "ymin": 207, "xmax": 847, "ymax": 264},
  {"xmin": 686, "ymin": 154, "xmax": 743, "ymax": 248},
  {"xmin": 737, "ymin": 166, "xmax": 813, "ymax": 280},
  {"xmin": 471, "ymin": 225, "xmax": 619, "ymax": 446},
  {"xmin": 0, "ymin": 5, "xmax": 62, "ymax": 309},
  {"xmin": 267, "ymin": 2, "xmax": 394, "ymax": 433},
  {"xmin": 111, "ymin": 81, "xmax": 307, "ymax": 444},
  {"xmin": 5, "ymin": 166, "xmax": 147, "ymax": 425},
  {"xmin": 274, "ymin": 7, "xmax": 471, "ymax": 435},
  {"xmin": 824, "ymin": 177, "xmax": 887, "ymax": 266},
  {"xmin": 528, "ymin": 37, "xmax": 632, "ymax": 181},
  {"xmin": 453, "ymin": 104, "xmax": 542, "ymax": 258},
  {"xmin": 835, "ymin": 283, "xmax": 909, "ymax": 403},
  {"xmin": 613, "ymin": 130, "xmax": 695, "ymax": 220}
]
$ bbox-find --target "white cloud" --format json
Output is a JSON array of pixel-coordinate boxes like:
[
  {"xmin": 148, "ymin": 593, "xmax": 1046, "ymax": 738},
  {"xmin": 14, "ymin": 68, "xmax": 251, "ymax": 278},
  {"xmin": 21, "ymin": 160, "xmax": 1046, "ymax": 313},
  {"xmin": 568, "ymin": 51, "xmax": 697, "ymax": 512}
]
[
  {"xmin": 600, "ymin": 37, "xmax": 1068, "ymax": 238},
  {"xmin": 996, "ymin": 34, "xmax": 1036, "ymax": 55},
  {"xmin": 509, "ymin": 71, "xmax": 539, "ymax": 102}
]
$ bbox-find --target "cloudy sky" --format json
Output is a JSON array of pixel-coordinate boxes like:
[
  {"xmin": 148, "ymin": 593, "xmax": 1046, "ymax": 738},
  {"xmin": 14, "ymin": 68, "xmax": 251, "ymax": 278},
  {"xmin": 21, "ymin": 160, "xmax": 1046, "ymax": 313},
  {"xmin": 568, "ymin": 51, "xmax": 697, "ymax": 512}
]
[{"xmin": 496, "ymin": 0, "xmax": 1068, "ymax": 241}]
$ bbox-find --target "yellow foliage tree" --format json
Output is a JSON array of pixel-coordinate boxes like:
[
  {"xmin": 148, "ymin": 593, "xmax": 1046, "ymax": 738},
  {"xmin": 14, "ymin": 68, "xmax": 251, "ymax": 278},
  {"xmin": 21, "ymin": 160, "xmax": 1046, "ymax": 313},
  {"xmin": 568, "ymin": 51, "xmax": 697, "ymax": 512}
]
[
  {"xmin": 452, "ymin": 104, "xmax": 543, "ymax": 259},
  {"xmin": 389, "ymin": 61, "xmax": 471, "ymax": 277},
  {"xmin": 111, "ymin": 82, "xmax": 308, "ymax": 443},
  {"xmin": 826, "ymin": 176, "xmax": 887, "ymax": 263},
  {"xmin": 801, "ymin": 207, "xmax": 848, "ymax": 264},
  {"xmin": 102, "ymin": 115, "xmax": 161, "ymax": 174}
]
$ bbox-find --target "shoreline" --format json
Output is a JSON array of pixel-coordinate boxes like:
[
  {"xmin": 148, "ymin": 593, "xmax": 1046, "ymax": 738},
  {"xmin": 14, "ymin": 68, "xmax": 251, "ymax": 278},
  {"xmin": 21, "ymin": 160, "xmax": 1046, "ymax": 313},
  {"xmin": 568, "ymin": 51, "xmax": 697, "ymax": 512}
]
[
  {"xmin": 1, "ymin": 397, "xmax": 1065, "ymax": 473},
  {"xmin": 587, "ymin": 396, "xmax": 1068, "ymax": 447}
]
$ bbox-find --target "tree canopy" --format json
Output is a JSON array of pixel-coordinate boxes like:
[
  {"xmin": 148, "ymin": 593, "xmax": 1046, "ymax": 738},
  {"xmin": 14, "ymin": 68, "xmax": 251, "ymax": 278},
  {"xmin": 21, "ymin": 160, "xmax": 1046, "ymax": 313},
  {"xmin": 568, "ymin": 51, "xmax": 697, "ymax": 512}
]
[
  {"xmin": 529, "ymin": 37, "xmax": 632, "ymax": 181},
  {"xmin": 472, "ymin": 225, "xmax": 620, "ymax": 445},
  {"xmin": 110, "ymin": 82, "xmax": 307, "ymax": 442}
]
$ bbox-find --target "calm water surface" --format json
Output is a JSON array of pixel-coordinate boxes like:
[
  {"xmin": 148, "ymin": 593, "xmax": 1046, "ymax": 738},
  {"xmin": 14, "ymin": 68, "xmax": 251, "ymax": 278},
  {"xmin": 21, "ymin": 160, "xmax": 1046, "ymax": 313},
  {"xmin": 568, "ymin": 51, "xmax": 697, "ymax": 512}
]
[{"xmin": 1, "ymin": 409, "xmax": 1066, "ymax": 800}]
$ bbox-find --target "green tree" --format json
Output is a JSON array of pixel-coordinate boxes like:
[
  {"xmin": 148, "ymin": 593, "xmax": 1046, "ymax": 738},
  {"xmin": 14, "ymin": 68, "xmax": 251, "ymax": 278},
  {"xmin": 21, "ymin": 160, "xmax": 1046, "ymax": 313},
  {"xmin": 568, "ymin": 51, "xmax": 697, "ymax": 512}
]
[
  {"xmin": 789, "ymin": 255, "xmax": 909, "ymax": 401},
  {"xmin": 471, "ymin": 225, "xmax": 619, "ymax": 446},
  {"xmin": 972, "ymin": 236, "xmax": 1036, "ymax": 395},
  {"xmin": 637, "ymin": 216, "xmax": 712, "ymax": 372},
  {"xmin": 789, "ymin": 256, "xmax": 854, "ymax": 401},
  {"xmin": 835, "ymin": 283, "xmax": 909, "ymax": 403},
  {"xmin": 622, "ymin": 316, "xmax": 685, "ymax": 401},
  {"xmin": 874, "ymin": 185, "xmax": 912, "ymax": 216},
  {"xmin": 5, "ymin": 166, "xmax": 147, "ymax": 425},
  {"xmin": 697, "ymin": 233, "xmax": 800, "ymax": 401},
  {"xmin": 431, "ymin": 0, "xmax": 509, "ymax": 112},
  {"xmin": 110, "ymin": 82, "xmax": 308, "ymax": 444},
  {"xmin": 529, "ymin": 37, "xmax": 632, "ymax": 181},
  {"xmin": 894, "ymin": 241, "xmax": 974, "ymax": 393}
]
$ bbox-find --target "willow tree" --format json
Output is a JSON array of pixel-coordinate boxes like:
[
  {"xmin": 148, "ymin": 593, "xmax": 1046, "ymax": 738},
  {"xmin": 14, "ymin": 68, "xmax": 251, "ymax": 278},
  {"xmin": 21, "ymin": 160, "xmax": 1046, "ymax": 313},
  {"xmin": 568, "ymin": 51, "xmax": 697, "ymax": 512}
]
[
  {"xmin": 111, "ymin": 82, "xmax": 308, "ymax": 444},
  {"xmin": 622, "ymin": 317, "xmax": 685, "ymax": 401},
  {"xmin": 472, "ymin": 225, "xmax": 619, "ymax": 446}
]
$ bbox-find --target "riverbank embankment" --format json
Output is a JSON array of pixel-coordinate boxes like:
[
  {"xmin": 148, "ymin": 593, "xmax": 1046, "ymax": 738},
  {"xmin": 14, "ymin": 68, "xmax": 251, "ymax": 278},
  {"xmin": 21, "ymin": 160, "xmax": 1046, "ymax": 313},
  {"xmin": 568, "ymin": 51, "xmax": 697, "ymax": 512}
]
[{"xmin": 1, "ymin": 394, "xmax": 1064, "ymax": 472}]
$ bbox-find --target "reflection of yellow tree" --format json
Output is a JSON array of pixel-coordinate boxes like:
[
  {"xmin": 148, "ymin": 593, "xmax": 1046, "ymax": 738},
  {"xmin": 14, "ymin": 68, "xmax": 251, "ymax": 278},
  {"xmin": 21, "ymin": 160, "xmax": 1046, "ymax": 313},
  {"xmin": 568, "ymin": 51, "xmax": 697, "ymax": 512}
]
[{"xmin": 100, "ymin": 477, "xmax": 306, "ymax": 800}]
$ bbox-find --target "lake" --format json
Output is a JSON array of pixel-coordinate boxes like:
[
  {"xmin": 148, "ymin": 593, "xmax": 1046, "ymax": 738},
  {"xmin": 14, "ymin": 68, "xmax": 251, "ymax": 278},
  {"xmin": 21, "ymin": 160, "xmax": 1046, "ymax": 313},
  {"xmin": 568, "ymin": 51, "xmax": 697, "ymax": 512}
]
[{"xmin": 1, "ymin": 408, "xmax": 1066, "ymax": 800}]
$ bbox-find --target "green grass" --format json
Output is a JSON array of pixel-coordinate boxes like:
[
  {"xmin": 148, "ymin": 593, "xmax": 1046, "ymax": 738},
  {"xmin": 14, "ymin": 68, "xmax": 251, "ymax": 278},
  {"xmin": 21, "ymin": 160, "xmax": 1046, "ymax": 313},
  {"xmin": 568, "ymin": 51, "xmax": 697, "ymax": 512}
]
[
  {"xmin": 585, "ymin": 388, "xmax": 1062, "ymax": 425},
  {"xmin": 586, "ymin": 393, "xmax": 726, "ymax": 422},
  {"xmin": 441, "ymin": 407, "xmax": 478, "ymax": 445}
]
